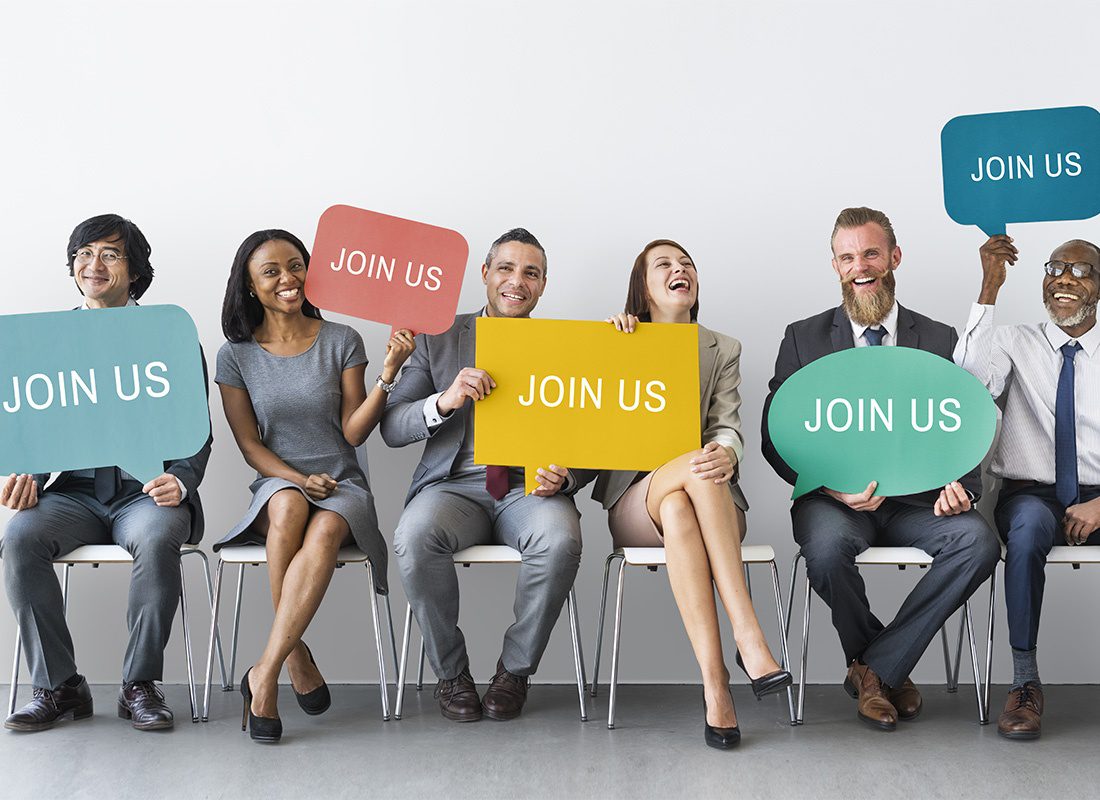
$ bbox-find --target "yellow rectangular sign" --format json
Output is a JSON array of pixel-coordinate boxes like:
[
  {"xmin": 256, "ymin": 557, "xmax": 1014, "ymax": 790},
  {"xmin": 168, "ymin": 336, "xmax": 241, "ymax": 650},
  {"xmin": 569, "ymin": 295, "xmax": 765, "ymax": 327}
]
[{"xmin": 474, "ymin": 318, "xmax": 700, "ymax": 493}]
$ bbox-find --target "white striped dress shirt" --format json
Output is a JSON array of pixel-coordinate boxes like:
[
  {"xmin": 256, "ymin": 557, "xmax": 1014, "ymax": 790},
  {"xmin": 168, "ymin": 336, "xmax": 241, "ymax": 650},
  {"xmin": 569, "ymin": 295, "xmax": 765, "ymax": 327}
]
[{"xmin": 953, "ymin": 303, "xmax": 1100, "ymax": 485}]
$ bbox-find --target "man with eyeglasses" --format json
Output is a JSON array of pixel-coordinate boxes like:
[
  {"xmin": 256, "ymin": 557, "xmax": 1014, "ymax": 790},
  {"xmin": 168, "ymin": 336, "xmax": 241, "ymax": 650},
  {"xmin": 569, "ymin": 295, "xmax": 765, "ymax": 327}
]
[
  {"xmin": 955, "ymin": 235, "xmax": 1100, "ymax": 740},
  {"xmin": 0, "ymin": 214, "xmax": 212, "ymax": 733}
]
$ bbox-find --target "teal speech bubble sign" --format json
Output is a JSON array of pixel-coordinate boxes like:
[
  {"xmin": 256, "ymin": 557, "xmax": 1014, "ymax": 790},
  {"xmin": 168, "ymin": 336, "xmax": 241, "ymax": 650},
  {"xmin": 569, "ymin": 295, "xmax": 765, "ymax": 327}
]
[
  {"xmin": 766, "ymin": 348, "xmax": 997, "ymax": 500},
  {"xmin": 941, "ymin": 106, "xmax": 1100, "ymax": 237},
  {"xmin": 0, "ymin": 305, "xmax": 210, "ymax": 482}
]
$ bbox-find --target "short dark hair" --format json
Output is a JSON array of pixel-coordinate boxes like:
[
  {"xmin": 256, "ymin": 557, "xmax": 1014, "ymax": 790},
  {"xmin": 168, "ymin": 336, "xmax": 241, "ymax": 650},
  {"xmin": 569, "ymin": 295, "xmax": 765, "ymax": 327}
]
[
  {"xmin": 624, "ymin": 239, "xmax": 700, "ymax": 322},
  {"xmin": 67, "ymin": 214, "xmax": 154, "ymax": 300},
  {"xmin": 221, "ymin": 229, "xmax": 323, "ymax": 342},
  {"xmin": 484, "ymin": 228, "xmax": 547, "ymax": 274}
]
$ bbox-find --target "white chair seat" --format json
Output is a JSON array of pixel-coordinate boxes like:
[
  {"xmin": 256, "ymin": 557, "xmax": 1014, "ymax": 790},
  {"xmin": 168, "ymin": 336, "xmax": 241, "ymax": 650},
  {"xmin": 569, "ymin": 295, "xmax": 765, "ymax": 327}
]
[
  {"xmin": 54, "ymin": 543, "xmax": 202, "ymax": 564},
  {"xmin": 618, "ymin": 544, "xmax": 776, "ymax": 567},
  {"xmin": 215, "ymin": 545, "xmax": 368, "ymax": 564},
  {"xmin": 854, "ymin": 547, "xmax": 933, "ymax": 566},
  {"xmin": 452, "ymin": 545, "xmax": 521, "ymax": 564},
  {"xmin": 1046, "ymin": 546, "xmax": 1100, "ymax": 565}
]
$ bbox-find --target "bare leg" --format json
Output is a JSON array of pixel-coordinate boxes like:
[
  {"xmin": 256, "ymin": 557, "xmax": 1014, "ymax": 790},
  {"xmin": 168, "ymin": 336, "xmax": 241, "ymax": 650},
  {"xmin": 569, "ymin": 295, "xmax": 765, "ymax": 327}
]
[
  {"xmin": 249, "ymin": 509, "xmax": 348, "ymax": 718},
  {"xmin": 256, "ymin": 491, "xmax": 324, "ymax": 695},
  {"xmin": 647, "ymin": 452, "xmax": 782, "ymax": 678},
  {"xmin": 659, "ymin": 490, "xmax": 737, "ymax": 728}
]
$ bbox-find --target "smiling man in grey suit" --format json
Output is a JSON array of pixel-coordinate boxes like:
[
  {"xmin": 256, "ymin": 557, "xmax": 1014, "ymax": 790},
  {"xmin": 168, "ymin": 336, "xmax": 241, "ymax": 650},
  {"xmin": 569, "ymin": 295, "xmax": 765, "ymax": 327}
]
[
  {"xmin": 761, "ymin": 207, "xmax": 999, "ymax": 731},
  {"xmin": 381, "ymin": 228, "xmax": 593, "ymax": 722},
  {"xmin": 1, "ymin": 214, "xmax": 212, "ymax": 733}
]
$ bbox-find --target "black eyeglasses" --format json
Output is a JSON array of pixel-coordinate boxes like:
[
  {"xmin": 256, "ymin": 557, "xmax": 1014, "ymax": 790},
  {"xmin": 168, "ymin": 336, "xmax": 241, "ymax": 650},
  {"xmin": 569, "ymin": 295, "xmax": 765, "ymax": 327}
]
[{"xmin": 1044, "ymin": 260, "xmax": 1095, "ymax": 280}]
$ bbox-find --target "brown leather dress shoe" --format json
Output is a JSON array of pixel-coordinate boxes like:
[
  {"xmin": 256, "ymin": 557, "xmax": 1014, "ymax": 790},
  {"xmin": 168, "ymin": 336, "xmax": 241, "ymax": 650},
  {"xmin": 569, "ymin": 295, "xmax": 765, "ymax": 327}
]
[
  {"xmin": 118, "ymin": 681, "xmax": 174, "ymax": 731},
  {"xmin": 435, "ymin": 667, "xmax": 482, "ymax": 722},
  {"xmin": 4, "ymin": 676, "xmax": 93, "ymax": 732},
  {"xmin": 887, "ymin": 677, "xmax": 923, "ymax": 720},
  {"xmin": 998, "ymin": 682, "xmax": 1043, "ymax": 740},
  {"xmin": 482, "ymin": 659, "xmax": 529, "ymax": 721},
  {"xmin": 844, "ymin": 661, "xmax": 897, "ymax": 731}
]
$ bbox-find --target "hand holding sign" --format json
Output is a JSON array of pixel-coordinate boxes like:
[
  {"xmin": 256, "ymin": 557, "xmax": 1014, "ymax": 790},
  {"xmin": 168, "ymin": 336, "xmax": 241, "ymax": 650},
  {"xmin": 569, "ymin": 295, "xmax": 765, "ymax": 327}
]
[
  {"xmin": 306, "ymin": 205, "xmax": 468, "ymax": 336},
  {"xmin": 474, "ymin": 318, "xmax": 700, "ymax": 495},
  {"xmin": 942, "ymin": 106, "xmax": 1100, "ymax": 236},
  {"xmin": 766, "ymin": 347, "xmax": 997, "ymax": 501},
  {"xmin": 0, "ymin": 305, "xmax": 210, "ymax": 484}
]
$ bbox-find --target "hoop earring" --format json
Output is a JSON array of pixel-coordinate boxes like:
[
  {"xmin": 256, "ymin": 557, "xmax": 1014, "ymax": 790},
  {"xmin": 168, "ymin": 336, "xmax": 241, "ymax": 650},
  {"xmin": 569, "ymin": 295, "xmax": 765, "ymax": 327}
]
[{"xmin": 249, "ymin": 291, "xmax": 255, "ymax": 297}]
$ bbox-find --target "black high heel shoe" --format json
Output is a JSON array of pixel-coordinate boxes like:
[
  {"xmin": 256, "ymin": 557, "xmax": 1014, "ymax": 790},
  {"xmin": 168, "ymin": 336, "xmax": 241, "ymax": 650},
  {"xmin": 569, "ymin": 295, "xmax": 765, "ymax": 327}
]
[
  {"xmin": 735, "ymin": 651, "xmax": 793, "ymax": 699},
  {"xmin": 241, "ymin": 668, "xmax": 282, "ymax": 743},
  {"xmin": 292, "ymin": 642, "xmax": 331, "ymax": 716},
  {"xmin": 703, "ymin": 690, "xmax": 741, "ymax": 750}
]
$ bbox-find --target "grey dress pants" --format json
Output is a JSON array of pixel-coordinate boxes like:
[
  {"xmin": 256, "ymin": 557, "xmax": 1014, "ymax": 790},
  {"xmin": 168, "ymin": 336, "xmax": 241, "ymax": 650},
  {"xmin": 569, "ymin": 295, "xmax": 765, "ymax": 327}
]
[
  {"xmin": 393, "ymin": 474, "xmax": 583, "ymax": 681},
  {"xmin": 1, "ymin": 480, "xmax": 190, "ymax": 689}
]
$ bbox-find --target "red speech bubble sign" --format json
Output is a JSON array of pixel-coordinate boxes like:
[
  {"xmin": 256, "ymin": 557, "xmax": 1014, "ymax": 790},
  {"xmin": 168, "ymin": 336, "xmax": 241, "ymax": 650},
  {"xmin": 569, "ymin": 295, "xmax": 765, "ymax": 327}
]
[{"xmin": 306, "ymin": 205, "xmax": 469, "ymax": 336}]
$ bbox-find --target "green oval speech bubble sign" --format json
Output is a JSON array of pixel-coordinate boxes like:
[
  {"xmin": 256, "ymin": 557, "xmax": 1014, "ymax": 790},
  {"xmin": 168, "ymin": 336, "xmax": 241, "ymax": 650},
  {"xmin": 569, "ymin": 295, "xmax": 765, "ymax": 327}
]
[{"xmin": 766, "ymin": 348, "xmax": 997, "ymax": 500}]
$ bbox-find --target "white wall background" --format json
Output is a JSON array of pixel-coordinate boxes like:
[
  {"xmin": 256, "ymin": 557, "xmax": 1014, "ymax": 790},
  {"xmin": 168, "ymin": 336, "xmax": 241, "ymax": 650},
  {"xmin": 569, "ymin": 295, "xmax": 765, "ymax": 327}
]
[{"xmin": 1, "ymin": 0, "xmax": 1097, "ymax": 687}]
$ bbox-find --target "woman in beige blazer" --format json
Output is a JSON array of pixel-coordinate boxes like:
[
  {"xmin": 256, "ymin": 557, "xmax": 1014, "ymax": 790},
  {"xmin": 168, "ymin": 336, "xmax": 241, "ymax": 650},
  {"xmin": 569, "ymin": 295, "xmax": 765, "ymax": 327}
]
[{"xmin": 593, "ymin": 239, "xmax": 791, "ymax": 750}]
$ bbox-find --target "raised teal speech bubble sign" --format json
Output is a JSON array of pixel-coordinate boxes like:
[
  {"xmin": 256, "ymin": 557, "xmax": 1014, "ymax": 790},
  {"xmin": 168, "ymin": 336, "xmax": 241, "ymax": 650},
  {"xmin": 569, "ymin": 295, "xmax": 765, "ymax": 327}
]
[
  {"xmin": 941, "ymin": 105, "xmax": 1100, "ymax": 237},
  {"xmin": 0, "ymin": 305, "xmax": 210, "ymax": 482},
  {"xmin": 767, "ymin": 348, "xmax": 997, "ymax": 500}
]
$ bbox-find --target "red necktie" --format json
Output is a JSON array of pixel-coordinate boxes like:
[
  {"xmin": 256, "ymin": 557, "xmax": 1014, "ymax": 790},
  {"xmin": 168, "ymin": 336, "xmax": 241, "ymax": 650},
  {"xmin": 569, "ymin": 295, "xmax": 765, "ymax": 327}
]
[{"xmin": 486, "ymin": 465, "xmax": 509, "ymax": 500}]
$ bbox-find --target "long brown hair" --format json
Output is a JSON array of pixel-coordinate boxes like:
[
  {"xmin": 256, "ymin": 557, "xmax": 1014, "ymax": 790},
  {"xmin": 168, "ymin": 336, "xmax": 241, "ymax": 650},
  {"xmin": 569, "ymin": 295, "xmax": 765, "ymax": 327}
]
[{"xmin": 625, "ymin": 239, "xmax": 700, "ymax": 322}]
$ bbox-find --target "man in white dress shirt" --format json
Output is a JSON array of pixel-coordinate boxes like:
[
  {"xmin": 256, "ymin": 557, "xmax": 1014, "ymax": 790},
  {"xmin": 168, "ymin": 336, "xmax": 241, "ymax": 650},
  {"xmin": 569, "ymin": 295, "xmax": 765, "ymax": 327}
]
[{"xmin": 955, "ymin": 235, "xmax": 1100, "ymax": 740}]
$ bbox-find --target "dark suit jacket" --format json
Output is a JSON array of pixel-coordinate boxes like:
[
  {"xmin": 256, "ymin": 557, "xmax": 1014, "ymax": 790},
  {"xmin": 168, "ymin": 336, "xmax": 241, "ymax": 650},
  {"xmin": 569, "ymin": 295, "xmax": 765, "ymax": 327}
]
[
  {"xmin": 32, "ymin": 349, "xmax": 214, "ymax": 545},
  {"xmin": 760, "ymin": 304, "xmax": 981, "ymax": 505},
  {"xmin": 380, "ymin": 310, "xmax": 596, "ymax": 505}
]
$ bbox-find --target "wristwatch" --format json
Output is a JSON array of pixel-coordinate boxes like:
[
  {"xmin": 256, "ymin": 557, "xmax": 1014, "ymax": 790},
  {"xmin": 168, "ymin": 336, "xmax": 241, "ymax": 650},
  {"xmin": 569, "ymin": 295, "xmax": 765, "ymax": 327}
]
[{"xmin": 376, "ymin": 374, "xmax": 399, "ymax": 393}]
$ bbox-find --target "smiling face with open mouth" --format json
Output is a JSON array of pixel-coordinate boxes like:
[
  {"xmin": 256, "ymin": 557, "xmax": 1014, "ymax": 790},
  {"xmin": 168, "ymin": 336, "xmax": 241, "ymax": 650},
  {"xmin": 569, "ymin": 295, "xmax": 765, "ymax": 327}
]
[
  {"xmin": 831, "ymin": 222, "xmax": 901, "ymax": 327},
  {"xmin": 248, "ymin": 238, "xmax": 309, "ymax": 316},
  {"xmin": 482, "ymin": 241, "xmax": 546, "ymax": 318},
  {"xmin": 1043, "ymin": 241, "xmax": 1099, "ymax": 332},
  {"xmin": 644, "ymin": 244, "xmax": 698, "ymax": 321},
  {"xmin": 72, "ymin": 236, "xmax": 134, "ymax": 308}
]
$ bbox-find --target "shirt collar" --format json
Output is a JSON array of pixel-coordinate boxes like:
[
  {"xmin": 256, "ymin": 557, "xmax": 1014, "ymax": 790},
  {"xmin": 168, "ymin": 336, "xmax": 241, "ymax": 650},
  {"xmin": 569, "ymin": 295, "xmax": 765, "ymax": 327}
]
[
  {"xmin": 80, "ymin": 297, "xmax": 137, "ymax": 310},
  {"xmin": 1043, "ymin": 319, "xmax": 1100, "ymax": 357},
  {"xmin": 850, "ymin": 301, "xmax": 899, "ymax": 343}
]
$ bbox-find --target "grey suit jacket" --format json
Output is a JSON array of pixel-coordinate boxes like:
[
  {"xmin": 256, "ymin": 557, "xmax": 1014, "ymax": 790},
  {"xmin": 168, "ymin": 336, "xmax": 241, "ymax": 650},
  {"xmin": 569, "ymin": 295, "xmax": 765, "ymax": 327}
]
[
  {"xmin": 381, "ymin": 310, "xmax": 596, "ymax": 505},
  {"xmin": 591, "ymin": 324, "xmax": 750, "ymax": 512},
  {"xmin": 760, "ymin": 303, "xmax": 981, "ymax": 504}
]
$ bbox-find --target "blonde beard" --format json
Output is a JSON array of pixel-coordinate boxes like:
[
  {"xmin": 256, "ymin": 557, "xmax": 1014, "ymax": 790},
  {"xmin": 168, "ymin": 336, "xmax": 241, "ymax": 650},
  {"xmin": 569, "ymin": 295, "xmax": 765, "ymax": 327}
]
[{"xmin": 842, "ymin": 272, "xmax": 897, "ymax": 327}]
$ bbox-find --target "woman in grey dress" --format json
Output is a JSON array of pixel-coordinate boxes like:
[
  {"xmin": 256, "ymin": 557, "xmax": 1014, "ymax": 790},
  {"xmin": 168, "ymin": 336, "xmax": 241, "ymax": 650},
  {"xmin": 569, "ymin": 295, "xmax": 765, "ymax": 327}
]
[
  {"xmin": 216, "ymin": 229, "xmax": 414, "ymax": 742},
  {"xmin": 593, "ymin": 239, "xmax": 791, "ymax": 749}
]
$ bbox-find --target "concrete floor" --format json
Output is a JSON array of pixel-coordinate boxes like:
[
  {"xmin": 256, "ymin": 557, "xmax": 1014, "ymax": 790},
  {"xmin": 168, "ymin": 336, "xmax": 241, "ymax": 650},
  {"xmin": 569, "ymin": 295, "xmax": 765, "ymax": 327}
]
[{"xmin": 1, "ymin": 682, "xmax": 1097, "ymax": 799}]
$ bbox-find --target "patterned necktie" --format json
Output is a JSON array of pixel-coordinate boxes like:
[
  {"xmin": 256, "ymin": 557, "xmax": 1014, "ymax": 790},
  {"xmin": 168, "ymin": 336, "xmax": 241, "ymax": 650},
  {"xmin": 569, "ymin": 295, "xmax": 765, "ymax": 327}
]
[
  {"xmin": 486, "ymin": 465, "xmax": 509, "ymax": 501},
  {"xmin": 1055, "ymin": 342, "xmax": 1082, "ymax": 508},
  {"xmin": 94, "ymin": 466, "xmax": 120, "ymax": 504},
  {"xmin": 863, "ymin": 327, "xmax": 885, "ymax": 346}
]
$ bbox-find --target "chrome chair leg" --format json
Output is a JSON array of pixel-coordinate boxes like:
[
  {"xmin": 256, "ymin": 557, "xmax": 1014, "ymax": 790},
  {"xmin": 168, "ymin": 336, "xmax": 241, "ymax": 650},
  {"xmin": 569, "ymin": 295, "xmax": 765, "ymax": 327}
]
[
  {"xmin": 202, "ymin": 559, "xmax": 225, "ymax": 722},
  {"xmin": 607, "ymin": 557, "xmax": 627, "ymax": 730},
  {"xmin": 951, "ymin": 611, "xmax": 965, "ymax": 691},
  {"xmin": 963, "ymin": 600, "xmax": 986, "ymax": 724},
  {"xmin": 591, "ymin": 553, "xmax": 618, "ymax": 698},
  {"xmin": 567, "ymin": 587, "xmax": 588, "ymax": 721},
  {"xmin": 178, "ymin": 561, "xmax": 198, "ymax": 723},
  {"xmin": 384, "ymin": 594, "xmax": 399, "ymax": 684},
  {"xmin": 8, "ymin": 627, "xmax": 22, "ymax": 716},
  {"xmin": 193, "ymin": 549, "xmax": 229, "ymax": 690},
  {"xmin": 227, "ymin": 564, "xmax": 245, "ymax": 690},
  {"xmin": 61, "ymin": 564, "xmax": 71, "ymax": 613},
  {"xmin": 984, "ymin": 574, "xmax": 997, "ymax": 723},
  {"xmin": 769, "ymin": 561, "xmax": 797, "ymax": 726},
  {"xmin": 365, "ymin": 563, "xmax": 390, "ymax": 721},
  {"xmin": 416, "ymin": 638, "xmax": 426, "ymax": 691},
  {"xmin": 796, "ymin": 570, "xmax": 811, "ymax": 725},
  {"xmin": 395, "ymin": 604, "xmax": 413, "ymax": 719},
  {"xmin": 785, "ymin": 552, "xmax": 802, "ymax": 639},
  {"xmin": 941, "ymin": 626, "xmax": 955, "ymax": 692}
]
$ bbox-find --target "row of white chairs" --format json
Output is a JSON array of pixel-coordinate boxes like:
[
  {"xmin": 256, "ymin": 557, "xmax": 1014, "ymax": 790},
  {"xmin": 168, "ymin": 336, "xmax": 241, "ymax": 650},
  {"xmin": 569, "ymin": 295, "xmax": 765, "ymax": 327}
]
[{"xmin": 11, "ymin": 541, "xmax": 1100, "ymax": 729}]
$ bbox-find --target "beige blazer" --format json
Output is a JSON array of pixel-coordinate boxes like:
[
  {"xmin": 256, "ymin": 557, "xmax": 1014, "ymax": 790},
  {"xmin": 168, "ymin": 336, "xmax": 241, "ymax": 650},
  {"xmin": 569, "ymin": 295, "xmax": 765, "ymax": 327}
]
[{"xmin": 591, "ymin": 324, "xmax": 749, "ymax": 512}]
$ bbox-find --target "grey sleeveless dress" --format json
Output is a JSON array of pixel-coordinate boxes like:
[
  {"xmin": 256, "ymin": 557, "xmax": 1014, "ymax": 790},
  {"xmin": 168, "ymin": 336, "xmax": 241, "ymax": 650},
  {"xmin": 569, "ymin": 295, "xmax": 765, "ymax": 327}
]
[{"xmin": 213, "ymin": 321, "xmax": 387, "ymax": 593}]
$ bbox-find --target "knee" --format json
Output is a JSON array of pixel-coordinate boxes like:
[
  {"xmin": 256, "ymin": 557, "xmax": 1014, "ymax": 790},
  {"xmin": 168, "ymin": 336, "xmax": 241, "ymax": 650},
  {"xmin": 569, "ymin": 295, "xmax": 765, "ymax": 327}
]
[
  {"xmin": 267, "ymin": 491, "xmax": 310, "ymax": 533},
  {"xmin": 798, "ymin": 532, "xmax": 862, "ymax": 577},
  {"xmin": 524, "ymin": 526, "xmax": 582, "ymax": 568},
  {"xmin": 129, "ymin": 514, "xmax": 189, "ymax": 561},
  {"xmin": 0, "ymin": 514, "xmax": 49, "ymax": 567},
  {"xmin": 393, "ymin": 518, "xmax": 447, "ymax": 562},
  {"xmin": 659, "ymin": 491, "xmax": 697, "ymax": 536},
  {"xmin": 951, "ymin": 516, "xmax": 1001, "ymax": 571}
]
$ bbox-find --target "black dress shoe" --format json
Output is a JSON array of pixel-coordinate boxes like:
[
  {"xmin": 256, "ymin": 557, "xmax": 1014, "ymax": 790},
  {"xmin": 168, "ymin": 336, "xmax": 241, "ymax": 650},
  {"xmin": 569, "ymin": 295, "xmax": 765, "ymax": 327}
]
[
  {"xmin": 241, "ymin": 668, "xmax": 282, "ymax": 743},
  {"xmin": 4, "ymin": 675, "xmax": 93, "ymax": 732},
  {"xmin": 703, "ymin": 691, "xmax": 741, "ymax": 750},
  {"xmin": 735, "ymin": 651, "xmax": 793, "ymax": 699},
  {"xmin": 482, "ymin": 660, "xmax": 529, "ymax": 721},
  {"xmin": 435, "ymin": 667, "xmax": 482, "ymax": 722},
  {"xmin": 292, "ymin": 642, "xmax": 331, "ymax": 716},
  {"xmin": 118, "ymin": 681, "xmax": 174, "ymax": 731}
]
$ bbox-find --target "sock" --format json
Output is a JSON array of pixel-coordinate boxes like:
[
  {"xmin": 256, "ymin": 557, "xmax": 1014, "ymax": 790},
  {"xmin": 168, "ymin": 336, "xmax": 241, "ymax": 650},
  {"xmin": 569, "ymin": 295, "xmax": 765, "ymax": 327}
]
[{"xmin": 1011, "ymin": 647, "xmax": 1040, "ymax": 689}]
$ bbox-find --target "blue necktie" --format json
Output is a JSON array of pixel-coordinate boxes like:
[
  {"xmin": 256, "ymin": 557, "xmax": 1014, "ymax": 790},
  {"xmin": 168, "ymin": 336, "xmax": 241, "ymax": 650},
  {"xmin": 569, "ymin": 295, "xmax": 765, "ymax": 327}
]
[
  {"xmin": 863, "ymin": 327, "xmax": 885, "ymax": 346},
  {"xmin": 1055, "ymin": 342, "xmax": 1082, "ymax": 508}
]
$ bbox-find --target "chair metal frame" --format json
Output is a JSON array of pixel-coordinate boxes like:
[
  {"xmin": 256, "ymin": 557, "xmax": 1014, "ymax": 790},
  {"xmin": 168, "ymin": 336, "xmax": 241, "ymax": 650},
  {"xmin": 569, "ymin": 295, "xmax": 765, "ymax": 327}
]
[
  {"xmin": 7, "ymin": 543, "xmax": 228, "ymax": 724},
  {"xmin": 393, "ymin": 545, "xmax": 589, "ymax": 722},
  {"xmin": 201, "ymin": 545, "xmax": 397, "ymax": 722},
  {"xmin": 590, "ymin": 545, "xmax": 796, "ymax": 730},
  {"xmin": 785, "ymin": 546, "xmax": 994, "ymax": 725}
]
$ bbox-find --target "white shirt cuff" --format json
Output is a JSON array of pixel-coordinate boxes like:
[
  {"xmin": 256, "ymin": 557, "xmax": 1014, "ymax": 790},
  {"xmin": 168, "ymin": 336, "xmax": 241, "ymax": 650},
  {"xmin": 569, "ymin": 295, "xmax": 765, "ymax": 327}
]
[
  {"xmin": 423, "ymin": 392, "xmax": 451, "ymax": 429},
  {"xmin": 963, "ymin": 302, "xmax": 994, "ymax": 336},
  {"xmin": 174, "ymin": 476, "xmax": 188, "ymax": 501}
]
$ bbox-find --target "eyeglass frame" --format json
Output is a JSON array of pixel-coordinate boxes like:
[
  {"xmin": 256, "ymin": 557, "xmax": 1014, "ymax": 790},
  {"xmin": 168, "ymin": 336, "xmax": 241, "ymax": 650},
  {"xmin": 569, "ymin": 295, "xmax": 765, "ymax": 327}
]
[
  {"xmin": 71, "ymin": 247, "xmax": 129, "ymax": 267},
  {"xmin": 1044, "ymin": 260, "xmax": 1096, "ymax": 280}
]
